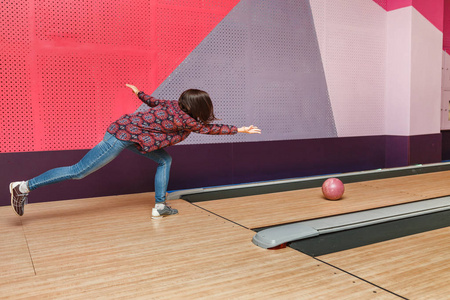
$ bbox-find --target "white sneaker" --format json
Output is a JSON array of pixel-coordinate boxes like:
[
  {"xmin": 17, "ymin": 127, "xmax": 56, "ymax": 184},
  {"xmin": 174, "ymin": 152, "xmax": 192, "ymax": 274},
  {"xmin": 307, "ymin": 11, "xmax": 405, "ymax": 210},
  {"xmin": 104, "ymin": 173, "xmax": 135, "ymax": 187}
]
[{"xmin": 152, "ymin": 202, "xmax": 178, "ymax": 219}]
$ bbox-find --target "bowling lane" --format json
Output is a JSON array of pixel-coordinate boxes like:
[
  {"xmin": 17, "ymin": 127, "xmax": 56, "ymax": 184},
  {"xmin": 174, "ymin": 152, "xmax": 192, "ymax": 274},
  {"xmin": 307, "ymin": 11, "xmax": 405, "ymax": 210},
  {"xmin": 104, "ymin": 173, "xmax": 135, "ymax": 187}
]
[
  {"xmin": 196, "ymin": 182, "xmax": 425, "ymax": 229},
  {"xmin": 360, "ymin": 170, "xmax": 450, "ymax": 199},
  {"xmin": 318, "ymin": 226, "xmax": 450, "ymax": 299}
]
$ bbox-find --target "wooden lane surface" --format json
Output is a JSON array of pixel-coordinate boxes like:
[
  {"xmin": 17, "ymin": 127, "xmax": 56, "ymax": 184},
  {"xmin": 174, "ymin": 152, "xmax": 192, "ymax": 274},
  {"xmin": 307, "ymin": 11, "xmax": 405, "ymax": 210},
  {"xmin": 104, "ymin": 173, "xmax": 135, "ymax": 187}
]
[
  {"xmin": 319, "ymin": 226, "xmax": 450, "ymax": 299},
  {"xmin": 0, "ymin": 209, "xmax": 35, "ymax": 279},
  {"xmin": 196, "ymin": 171, "xmax": 450, "ymax": 229},
  {"xmin": 0, "ymin": 194, "xmax": 397, "ymax": 299},
  {"xmin": 361, "ymin": 170, "xmax": 450, "ymax": 198}
]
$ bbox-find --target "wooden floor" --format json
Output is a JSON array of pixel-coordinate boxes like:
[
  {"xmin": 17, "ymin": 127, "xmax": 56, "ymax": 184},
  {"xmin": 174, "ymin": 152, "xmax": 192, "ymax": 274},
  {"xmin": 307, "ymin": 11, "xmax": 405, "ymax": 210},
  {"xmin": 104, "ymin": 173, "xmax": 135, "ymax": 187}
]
[
  {"xmin": 1, "ymin": 171, "xmax": 449, "ymax": 299},
  {"xmin": 319, "ymin": 226, "xmax": 450, "ymax": 300}
]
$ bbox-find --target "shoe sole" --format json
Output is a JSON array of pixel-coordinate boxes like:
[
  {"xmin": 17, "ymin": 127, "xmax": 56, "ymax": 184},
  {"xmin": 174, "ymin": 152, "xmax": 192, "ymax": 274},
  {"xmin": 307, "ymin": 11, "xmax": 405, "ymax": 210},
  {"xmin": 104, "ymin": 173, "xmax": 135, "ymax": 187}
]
[
  {"xmin": 9, "ymin": 183, "xmax": 21, "ymax": 217},
  {"xmin": 151, "ymin": 213, "xmax": 178, "ymax": 220}
]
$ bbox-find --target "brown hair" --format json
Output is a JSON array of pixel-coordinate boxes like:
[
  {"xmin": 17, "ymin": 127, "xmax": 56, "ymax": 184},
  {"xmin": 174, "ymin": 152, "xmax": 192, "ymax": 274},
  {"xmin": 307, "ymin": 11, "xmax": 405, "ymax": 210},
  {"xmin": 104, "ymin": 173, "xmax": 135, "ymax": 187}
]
[{"xmin": 178, "ymin": 89, "xmax": 217, "ymax": 124}]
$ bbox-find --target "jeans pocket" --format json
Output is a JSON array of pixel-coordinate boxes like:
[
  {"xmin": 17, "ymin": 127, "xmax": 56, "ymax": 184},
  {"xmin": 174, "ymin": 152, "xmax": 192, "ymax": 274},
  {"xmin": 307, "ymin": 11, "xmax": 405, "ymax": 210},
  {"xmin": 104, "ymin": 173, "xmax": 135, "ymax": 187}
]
[{"xmin": 104, "ymin": 132, "xmax": 131, "ymax": 149}]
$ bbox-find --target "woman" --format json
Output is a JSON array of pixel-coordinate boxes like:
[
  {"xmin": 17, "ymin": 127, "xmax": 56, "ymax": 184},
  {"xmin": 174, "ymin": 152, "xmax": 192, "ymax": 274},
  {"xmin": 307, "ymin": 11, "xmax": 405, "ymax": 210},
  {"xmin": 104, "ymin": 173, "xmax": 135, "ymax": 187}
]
[{"xmin": 10, "ymin": 84, "xmax": 261, "ymax": 218}]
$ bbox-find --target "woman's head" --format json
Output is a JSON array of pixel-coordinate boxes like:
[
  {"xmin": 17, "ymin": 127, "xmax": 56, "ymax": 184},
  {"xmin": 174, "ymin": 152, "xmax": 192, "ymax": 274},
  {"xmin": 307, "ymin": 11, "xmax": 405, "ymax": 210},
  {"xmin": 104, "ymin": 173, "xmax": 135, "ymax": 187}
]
[{"xmin": 178, "ymin": 89, "xmax": 217, "ymax": 124}]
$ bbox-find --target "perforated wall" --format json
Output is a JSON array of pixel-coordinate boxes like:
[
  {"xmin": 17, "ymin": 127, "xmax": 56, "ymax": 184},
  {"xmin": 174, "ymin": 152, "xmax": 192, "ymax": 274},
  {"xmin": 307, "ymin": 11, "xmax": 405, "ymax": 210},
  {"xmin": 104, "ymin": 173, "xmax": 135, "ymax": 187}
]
[
  {"xmin": 0, "ymin": 51, "xmax": 33, "ymax": 153},
  {"xmin": 1, "ymin": 0, "xmax": 239, "ymax": 153},
  {"xmin": 3, "ymin": 0, "xmax": 389, "ymax": 152},
  {"xmin": 1, "ymin": 1, "xmax": 33, "ymax": 153},
  {"xmin": 310, "ymin": 0, "xmax": 386, "ymax": 137},
  {"xmin": 155, "ymin": 5, "xmax": 230, "ymax": 85},
  {"xmin": 150, "ymin": 0, "xmax": 337, "ymax": 145}
]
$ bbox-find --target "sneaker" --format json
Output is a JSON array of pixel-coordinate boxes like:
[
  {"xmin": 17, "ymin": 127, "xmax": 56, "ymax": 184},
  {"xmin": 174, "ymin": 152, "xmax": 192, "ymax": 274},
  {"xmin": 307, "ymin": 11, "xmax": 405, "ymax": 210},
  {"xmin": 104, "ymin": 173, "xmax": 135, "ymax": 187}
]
[
  {"xmin": 152, "ymin": 202, "xmax": 178, "ymax": 219},
  {"xmin": 10, "ymin": 182, "xmax": 29, "ymax": 216}
]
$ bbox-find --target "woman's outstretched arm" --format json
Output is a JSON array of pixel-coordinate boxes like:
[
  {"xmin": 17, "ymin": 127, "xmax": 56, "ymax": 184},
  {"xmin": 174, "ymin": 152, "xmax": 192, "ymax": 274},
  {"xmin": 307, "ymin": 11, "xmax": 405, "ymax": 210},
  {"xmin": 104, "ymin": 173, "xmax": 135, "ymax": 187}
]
[{"xmin": 184, "ymin": 119, "xmax": 261, "ymax": 135}]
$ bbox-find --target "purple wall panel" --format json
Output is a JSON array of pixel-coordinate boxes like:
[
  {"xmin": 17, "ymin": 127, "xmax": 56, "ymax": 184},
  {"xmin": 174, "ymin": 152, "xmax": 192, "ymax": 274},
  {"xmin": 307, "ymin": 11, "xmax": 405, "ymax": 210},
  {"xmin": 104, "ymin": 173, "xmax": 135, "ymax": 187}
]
[
  {"xmin": 0, "ymin": 136, "xmax": 389, "ymax": 207},
  {"xmin": 231, "ymin": 137, "xmax": 386, "ymax": 183},
  {"xmin": 1, "ymin": 144, "xmax": 236, "ymax": 207},
  {"xmin": 385, "ymin": 136, "xmax": 409, "ymax": 168},
  {"xmin": 0, "ymin": 134, "xmax": 442, "ymax": 207},
  {"xmin": 3, "ymin": 149, "xmax": 158, "ymax": 205},
  {"xmin": 409, "ymin": 134, "xmax": 442, "ymax": 165},
  {"xmin": 167, "ymin": 144, "xmax": 235, "ymax": 190},
  {"xmin": 441, "ymin": 130, "xmax": 450, "ymax": 160},
  {"xmin": 385, "ymin": 134, "xmax": 442, "ymax": 167}
]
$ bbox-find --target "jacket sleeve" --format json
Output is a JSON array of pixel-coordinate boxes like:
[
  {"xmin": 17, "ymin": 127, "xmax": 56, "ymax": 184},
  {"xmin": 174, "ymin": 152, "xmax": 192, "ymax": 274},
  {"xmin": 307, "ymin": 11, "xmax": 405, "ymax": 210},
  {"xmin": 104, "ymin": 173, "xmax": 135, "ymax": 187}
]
[
  {"xmin": 184, "ymin": 118, "xmax": 238, "ymax": 135},
  {"xmin": 137, "ymin": 91, "xmax": 168, "ymax": 107}
]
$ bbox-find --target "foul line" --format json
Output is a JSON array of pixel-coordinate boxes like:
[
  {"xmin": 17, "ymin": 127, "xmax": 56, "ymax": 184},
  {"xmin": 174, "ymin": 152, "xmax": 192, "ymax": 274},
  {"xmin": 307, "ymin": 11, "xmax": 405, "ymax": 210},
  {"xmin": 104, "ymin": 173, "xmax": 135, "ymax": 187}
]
[
  {"xmin": 20, "ymin": 219, "xmax": 37, "ymax": 276},
  {"xmin": 189, "ymin": 202, "xmax": 250, "ymax": 230},
  {"xmin": 188, "ymin": 201, "xmax": 409, "ymax": 299},
  {"xmin": 313, "ymin": 256, "xmax": 408, "ymax": 300}
]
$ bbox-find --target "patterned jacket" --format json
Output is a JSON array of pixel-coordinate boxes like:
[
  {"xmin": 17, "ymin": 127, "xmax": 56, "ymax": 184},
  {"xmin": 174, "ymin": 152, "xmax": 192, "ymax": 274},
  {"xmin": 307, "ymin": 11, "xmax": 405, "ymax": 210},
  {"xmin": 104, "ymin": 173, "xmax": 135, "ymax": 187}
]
[{"xmin": 107, "ymin": 91, "xmax": 238, "ymax": 153}]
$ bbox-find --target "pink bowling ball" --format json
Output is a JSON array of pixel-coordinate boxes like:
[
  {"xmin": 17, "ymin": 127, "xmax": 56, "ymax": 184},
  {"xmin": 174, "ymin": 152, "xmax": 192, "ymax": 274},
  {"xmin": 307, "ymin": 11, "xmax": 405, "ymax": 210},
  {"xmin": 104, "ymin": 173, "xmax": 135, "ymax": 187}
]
[{"xmin": 322, "ymin": 178, "xmax": 345, "ymax": 200}]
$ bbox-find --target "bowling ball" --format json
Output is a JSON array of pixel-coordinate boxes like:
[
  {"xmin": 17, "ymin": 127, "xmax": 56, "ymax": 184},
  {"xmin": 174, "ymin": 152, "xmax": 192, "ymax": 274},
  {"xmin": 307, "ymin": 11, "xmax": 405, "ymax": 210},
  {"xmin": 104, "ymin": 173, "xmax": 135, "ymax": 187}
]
[{"xmin": 322, "ymin": 178, "xmax": 345, "ymax": 200}]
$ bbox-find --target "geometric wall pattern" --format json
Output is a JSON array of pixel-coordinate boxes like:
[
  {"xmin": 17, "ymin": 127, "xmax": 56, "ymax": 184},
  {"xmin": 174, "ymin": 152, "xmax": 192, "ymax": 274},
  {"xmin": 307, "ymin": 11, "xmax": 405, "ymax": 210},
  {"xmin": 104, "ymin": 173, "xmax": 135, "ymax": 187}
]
[
  {"xmin": 5, "ymin": 0, "xmax": 441, "ymax": 152},
  {"xmin": 148, "ymin": 0, "xmax": 337, "ymax": 145},
  {"xmin": 1, "ymin": 0, "xmax": 239, "ymax": 153}
]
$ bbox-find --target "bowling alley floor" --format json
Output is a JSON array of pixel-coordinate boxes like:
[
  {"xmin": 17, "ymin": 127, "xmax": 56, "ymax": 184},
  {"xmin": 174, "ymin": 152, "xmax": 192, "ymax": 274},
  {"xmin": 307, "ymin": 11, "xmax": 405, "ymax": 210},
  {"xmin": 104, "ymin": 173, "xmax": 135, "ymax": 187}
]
[{"xmin": 1, "ymin": 171, "xmax": 450, "ymax": 299}]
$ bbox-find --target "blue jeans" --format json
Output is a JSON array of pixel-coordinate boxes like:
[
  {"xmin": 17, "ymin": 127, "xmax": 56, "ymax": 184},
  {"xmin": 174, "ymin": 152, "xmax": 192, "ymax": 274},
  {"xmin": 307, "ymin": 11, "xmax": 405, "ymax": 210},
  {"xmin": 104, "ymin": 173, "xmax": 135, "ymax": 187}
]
[{"xmin": 27, "ymin": 132, "xmax": 172, "ymax": 203}]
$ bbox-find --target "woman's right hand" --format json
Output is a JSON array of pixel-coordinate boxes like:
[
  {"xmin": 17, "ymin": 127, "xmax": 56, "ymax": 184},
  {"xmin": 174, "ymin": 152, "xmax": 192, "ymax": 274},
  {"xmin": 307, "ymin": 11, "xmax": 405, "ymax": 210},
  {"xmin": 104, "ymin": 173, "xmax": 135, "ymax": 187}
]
[
  {"xmin": 125, "ymin": 84, "xmax": 140, "ymax": 95},
  {"xmin": 238, "ymin": 125, "xmax": 261, "ymax": 134}
]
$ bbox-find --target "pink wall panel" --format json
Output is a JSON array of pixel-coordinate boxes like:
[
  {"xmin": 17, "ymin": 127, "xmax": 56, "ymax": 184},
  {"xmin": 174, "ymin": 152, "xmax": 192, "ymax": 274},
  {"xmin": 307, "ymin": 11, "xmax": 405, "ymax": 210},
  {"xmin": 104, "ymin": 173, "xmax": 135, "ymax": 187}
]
[
  {"xmin": 410, "ymin": 8, "xmax": 443, "ymax": 136},
  {"xmin": 445, "ymin": 0, "xmax": 450, "ymax": 53},
  {"xmin": 311, "ymin": 0, "xmax": 386, "ymax": 137}
]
